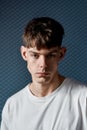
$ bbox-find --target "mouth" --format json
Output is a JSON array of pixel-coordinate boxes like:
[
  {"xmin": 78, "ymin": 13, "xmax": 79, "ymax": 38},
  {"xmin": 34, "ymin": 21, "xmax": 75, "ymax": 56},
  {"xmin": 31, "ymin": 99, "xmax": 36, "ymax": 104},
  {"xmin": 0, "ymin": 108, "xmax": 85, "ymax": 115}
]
[{"xmin": 35, "ymin": 72, "xmax": 50, "ymax": 77}]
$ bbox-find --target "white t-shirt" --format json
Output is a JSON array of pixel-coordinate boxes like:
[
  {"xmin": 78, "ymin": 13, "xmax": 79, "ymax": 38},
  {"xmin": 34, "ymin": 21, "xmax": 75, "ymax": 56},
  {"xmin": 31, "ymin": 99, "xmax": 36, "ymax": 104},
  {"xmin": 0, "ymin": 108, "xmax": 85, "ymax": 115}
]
[{"xmin": 1, "ymin": 78, "xmax": 87, "ymax": 130}]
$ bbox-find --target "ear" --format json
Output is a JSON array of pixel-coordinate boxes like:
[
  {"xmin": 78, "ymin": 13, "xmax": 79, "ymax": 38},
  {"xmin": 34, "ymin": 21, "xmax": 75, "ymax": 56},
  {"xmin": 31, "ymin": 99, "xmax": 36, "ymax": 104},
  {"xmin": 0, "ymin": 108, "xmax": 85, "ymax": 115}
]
[
  {"xmin": 20, "ymin": 46, "xmax": 28, "ymax": 61},
  {"xmin": 59, "ymin": 47, "xmax": 67, "ymax": 60}
]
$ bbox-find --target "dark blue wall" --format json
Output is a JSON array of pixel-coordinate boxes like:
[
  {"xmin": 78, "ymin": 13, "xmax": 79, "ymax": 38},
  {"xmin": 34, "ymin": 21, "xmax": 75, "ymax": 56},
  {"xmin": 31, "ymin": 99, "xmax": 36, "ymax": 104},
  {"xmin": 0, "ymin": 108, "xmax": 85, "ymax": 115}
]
[{"xmin": 0, "ymin": 0, "xmax": 87, "ymax": 122}]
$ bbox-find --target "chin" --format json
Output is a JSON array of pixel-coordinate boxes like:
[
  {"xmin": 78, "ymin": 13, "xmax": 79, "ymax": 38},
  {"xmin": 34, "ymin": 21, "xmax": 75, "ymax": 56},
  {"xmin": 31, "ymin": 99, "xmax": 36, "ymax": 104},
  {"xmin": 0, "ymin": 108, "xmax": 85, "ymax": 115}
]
[{"xmin": 36, "ymin": 77, "xmax": 52, "ymax": 84}]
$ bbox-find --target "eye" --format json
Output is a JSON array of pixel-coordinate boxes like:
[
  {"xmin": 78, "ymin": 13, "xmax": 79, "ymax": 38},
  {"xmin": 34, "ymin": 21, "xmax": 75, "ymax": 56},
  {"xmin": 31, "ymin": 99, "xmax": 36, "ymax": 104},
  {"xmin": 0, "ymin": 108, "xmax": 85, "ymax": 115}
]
[
  {"xmin": 47, "ymin": 53, "xmax": 57, "ymax": 58},
  {"xmin": 30, "ymin": 53, "xmax": 39, "ymax": 59}
]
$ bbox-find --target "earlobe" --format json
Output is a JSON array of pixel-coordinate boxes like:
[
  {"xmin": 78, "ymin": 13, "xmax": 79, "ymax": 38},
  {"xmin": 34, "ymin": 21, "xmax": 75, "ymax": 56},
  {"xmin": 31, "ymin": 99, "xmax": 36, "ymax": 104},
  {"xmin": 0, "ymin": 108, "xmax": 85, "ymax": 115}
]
[{"xmin": 20, "ymin": 46, "xmax": 28, "ymax": 61}]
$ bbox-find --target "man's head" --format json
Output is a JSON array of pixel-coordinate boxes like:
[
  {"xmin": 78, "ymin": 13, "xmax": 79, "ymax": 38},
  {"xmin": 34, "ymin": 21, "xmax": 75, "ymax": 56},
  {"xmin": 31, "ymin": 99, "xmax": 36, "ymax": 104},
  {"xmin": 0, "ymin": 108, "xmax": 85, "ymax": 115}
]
[
  {"xmin": 23, "ymin": 17, "xmax": 64, "ymax": 50},
  {"xmin": 21, "ymin": 17, "xmax": 66, "ymax": 85}
]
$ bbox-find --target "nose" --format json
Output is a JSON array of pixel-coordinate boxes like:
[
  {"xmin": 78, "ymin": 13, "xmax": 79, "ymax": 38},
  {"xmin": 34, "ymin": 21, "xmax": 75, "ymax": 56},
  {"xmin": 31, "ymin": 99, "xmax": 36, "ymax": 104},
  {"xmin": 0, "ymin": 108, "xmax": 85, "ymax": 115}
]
[{"xmin": 39, "ymin": 56, "xmax": 47, "ymax": 68}]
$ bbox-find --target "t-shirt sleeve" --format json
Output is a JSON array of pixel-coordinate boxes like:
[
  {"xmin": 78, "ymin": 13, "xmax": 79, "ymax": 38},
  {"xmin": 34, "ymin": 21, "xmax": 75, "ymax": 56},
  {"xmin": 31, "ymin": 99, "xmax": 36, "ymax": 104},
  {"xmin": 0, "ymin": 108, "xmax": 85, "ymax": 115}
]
[
  {"xmin": 78, "ymin": 85, "xmax": 87, "ymax": 129},
  {"xmin": 0, "ymin": 100, "xmax": 9, "ymax": 130}
]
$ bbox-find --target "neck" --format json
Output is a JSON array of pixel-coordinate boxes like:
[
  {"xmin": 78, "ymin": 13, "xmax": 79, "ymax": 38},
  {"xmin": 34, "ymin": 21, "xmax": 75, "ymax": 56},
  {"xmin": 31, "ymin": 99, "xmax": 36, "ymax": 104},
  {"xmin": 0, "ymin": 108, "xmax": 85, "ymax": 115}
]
[{"xmin": 29, "ymin": 74, "xmax": 65, "ymax": 97}]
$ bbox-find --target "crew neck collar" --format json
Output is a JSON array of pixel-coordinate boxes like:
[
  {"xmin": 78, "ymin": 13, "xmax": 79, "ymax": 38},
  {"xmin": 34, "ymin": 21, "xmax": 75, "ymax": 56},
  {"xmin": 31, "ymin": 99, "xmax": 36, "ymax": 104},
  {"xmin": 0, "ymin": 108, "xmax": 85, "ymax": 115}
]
[{"xmin": 26, "ymin": 77, "xmax": 69, "ymax": 103}]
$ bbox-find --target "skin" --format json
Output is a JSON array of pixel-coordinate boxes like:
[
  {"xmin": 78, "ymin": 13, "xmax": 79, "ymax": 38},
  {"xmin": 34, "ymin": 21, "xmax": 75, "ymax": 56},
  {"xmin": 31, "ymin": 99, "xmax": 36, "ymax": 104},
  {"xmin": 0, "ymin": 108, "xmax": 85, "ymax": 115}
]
[{"xmin": 21, "ymin": 46, "xmax": 66, "ymax": 97}]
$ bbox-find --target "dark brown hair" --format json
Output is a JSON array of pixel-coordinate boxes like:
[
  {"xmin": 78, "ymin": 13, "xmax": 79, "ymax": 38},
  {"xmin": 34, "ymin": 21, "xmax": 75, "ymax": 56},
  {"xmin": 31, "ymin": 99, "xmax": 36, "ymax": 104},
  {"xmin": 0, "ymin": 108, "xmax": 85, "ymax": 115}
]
[{"xmin": 23, "ymin": 17, "xmax": 64, "ymax": 50}]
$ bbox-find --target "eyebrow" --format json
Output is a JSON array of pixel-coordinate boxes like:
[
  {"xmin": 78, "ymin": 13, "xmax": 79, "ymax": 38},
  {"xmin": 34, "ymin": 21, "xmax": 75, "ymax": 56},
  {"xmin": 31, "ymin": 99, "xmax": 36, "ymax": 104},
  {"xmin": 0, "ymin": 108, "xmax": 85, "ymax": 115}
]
[{"xmin": 28, "ymin": 49, "xmax": 58, "ymax": 55}]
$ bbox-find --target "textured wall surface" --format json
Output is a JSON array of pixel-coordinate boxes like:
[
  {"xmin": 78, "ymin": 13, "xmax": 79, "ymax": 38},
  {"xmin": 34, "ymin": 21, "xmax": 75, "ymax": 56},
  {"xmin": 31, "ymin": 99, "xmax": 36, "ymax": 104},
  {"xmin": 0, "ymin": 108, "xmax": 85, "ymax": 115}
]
[{"xmin": 0, "ymin": 0, "xmax": 87, "ymax": 122}]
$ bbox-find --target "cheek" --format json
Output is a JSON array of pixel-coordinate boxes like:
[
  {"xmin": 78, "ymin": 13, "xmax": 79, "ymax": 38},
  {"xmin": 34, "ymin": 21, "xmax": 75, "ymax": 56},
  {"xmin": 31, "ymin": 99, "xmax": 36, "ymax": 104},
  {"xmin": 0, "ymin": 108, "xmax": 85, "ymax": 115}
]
[
  {"xmin": 27, "ymin": 61, "xmax": 33, "ymax": 72},
  {"xmin": 27, "ymin": 60, "xmax": 37, "ymax": 74},
  {"xmin": 48, "ymin": 61, "xmax": 58, "ymax": 70}
]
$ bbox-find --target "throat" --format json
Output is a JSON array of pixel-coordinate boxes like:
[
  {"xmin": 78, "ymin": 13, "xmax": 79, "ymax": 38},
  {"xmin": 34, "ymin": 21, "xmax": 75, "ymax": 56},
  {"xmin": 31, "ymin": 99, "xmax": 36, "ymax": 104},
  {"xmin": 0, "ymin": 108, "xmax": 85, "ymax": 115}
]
[{"xmin": 29, "ymin": 75, "xmax": 65, "ymax": 97}]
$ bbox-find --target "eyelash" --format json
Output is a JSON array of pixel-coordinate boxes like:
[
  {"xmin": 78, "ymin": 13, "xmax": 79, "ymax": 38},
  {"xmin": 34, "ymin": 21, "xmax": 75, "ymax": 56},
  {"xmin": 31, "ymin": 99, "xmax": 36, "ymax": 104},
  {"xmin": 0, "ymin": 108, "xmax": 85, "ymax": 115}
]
[
  {"xmin": 31, "ymin": 54, "xmax": 39, "ymax": 58},
  {"xmin": 47, "ymin": 54, "xmax": 57, "ymax": 57},
  {"xmin": 30, "ymin": 53, "xmax": 57, "ymax": 59}
]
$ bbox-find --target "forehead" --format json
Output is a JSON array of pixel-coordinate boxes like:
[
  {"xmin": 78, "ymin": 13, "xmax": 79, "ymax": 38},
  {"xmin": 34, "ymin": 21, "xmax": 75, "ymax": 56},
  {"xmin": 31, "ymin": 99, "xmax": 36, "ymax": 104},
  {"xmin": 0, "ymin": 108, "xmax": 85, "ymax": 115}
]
[{"xmin": 28, "ymin": 47, "xmax": 59, "ymax": 54}]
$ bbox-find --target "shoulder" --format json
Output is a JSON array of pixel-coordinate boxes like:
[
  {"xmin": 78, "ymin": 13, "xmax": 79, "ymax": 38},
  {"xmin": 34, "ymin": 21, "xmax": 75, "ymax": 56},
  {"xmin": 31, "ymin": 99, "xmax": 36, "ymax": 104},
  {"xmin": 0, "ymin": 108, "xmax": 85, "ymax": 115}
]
[
  {"xmin": 2, "ymin": 84, "xmax": 29, "ymax": 114},
  {"xmin": 1, "ymin": 84, "xmax": 30, "ymax": 124},
  {"xmin": 8, "ymin": 84, "xmax": 28, "ymax": 101},
  {"xmin": 65, "ymin": 77, "xmax": 87, "ymax": 98},
  {"xmin": 65, "ymin": 77, "xmax": 87, "ymax": 89}
]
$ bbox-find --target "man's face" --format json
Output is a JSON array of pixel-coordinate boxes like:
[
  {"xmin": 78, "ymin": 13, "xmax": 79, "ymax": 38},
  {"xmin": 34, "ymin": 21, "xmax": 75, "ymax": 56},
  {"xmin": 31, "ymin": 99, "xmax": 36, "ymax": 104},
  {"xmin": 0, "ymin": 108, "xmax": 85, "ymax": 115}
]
[{"xmin": 21, "ymin": 46, "xmax": 66, "ymax": 85}]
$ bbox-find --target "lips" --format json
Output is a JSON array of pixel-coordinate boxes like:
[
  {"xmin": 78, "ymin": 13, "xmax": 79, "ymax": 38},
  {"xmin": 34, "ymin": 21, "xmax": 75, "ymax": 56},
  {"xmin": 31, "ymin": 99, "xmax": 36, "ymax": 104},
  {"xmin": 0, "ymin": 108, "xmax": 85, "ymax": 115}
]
[{"xmin": 35, "ymin": 72, "xmax": 50, "ymax": 77}]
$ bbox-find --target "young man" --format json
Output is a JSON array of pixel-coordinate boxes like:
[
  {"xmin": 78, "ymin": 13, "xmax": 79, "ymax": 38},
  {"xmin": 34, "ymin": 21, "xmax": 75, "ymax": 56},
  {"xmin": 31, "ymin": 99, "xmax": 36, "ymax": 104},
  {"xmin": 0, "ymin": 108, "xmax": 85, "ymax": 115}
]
[{"xmin": 1, "ymin": 17, "xmax": 87, "ymax": 130}]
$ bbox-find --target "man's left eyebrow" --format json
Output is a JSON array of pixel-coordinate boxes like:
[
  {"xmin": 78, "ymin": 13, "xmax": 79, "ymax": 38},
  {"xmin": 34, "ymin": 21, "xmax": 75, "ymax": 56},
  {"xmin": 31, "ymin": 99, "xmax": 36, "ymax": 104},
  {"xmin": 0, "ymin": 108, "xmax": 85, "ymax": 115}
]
[{"xmin": 50, "ymin": 50, "xmax": 58, "ymax": 53}]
